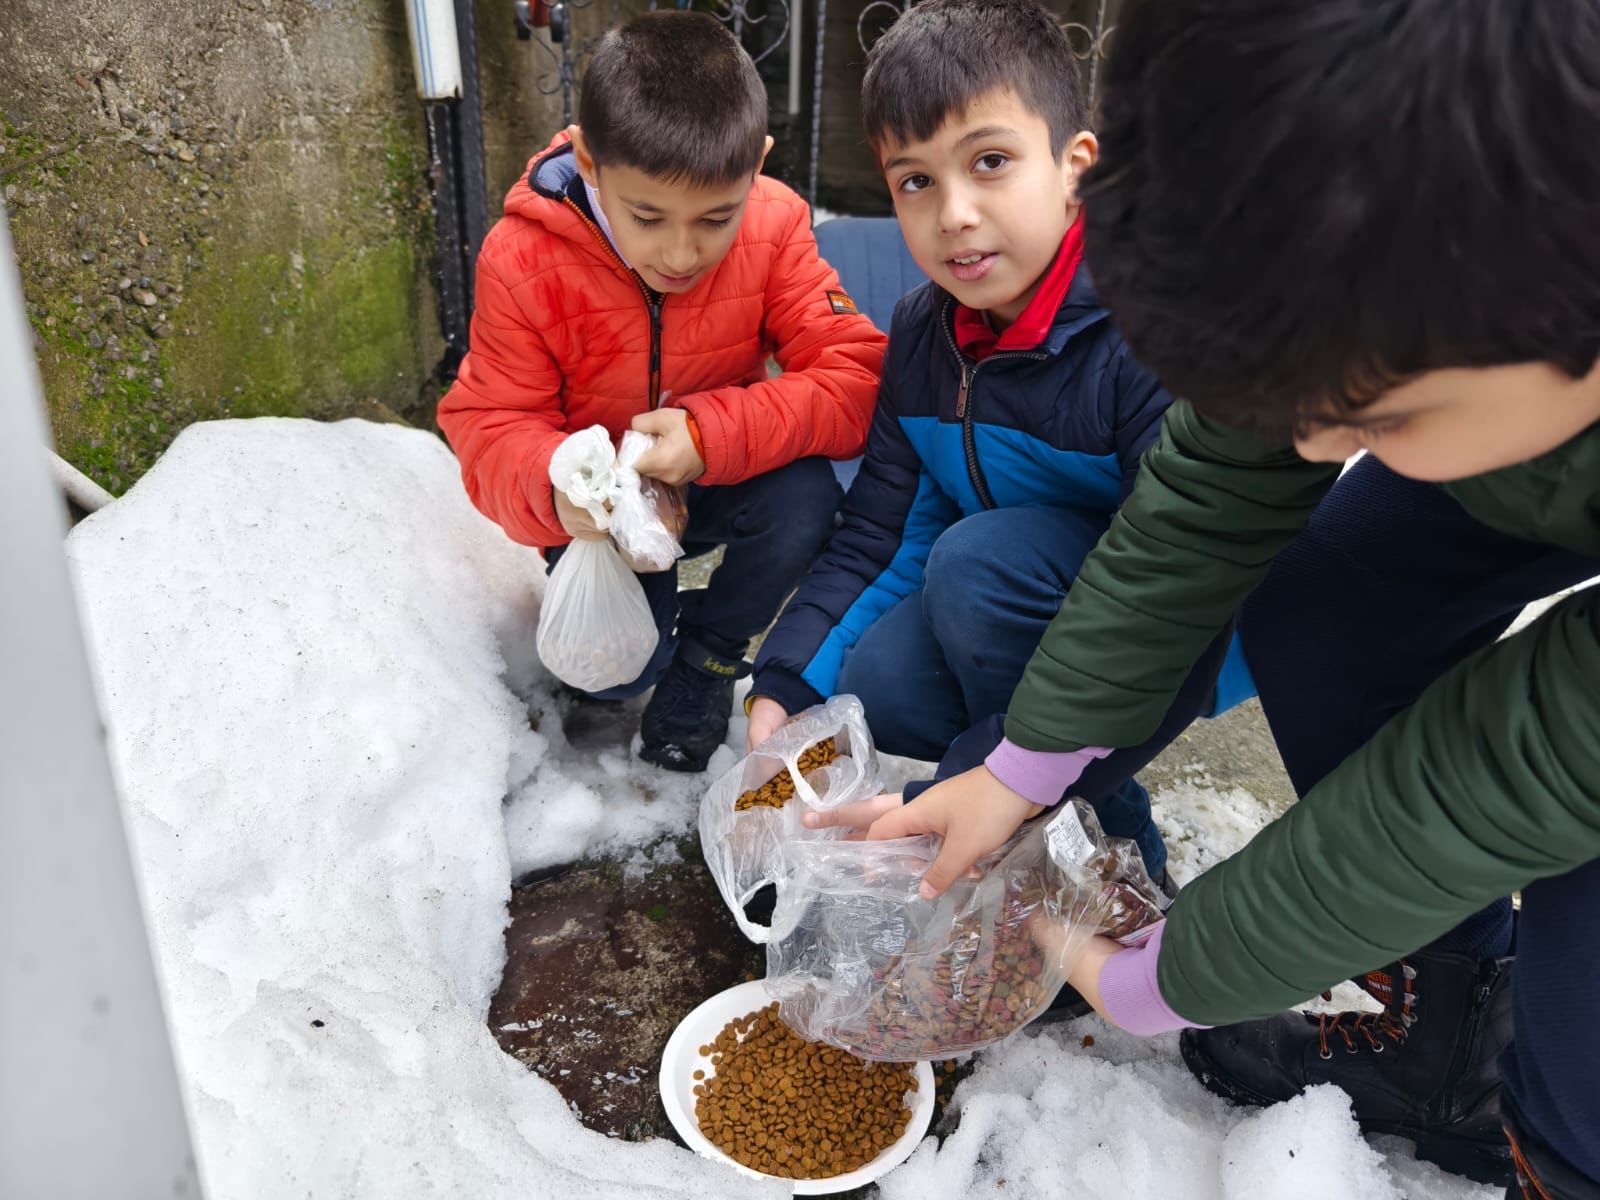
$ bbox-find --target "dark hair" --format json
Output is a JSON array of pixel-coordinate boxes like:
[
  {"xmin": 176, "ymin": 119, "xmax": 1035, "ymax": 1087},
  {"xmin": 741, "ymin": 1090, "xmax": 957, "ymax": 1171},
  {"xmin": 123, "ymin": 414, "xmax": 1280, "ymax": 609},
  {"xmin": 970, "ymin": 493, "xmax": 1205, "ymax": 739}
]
[
  {"xmin": 861, "ymin": 0, "xmax": 1087, "ymax": 157},
  {"xmin": 578, "ymin": 11, "xmax": 767, "ymax": 187},
  {"xmin": 1081, "ymin": 0, "xmax": 1600, "ymax": 436}
]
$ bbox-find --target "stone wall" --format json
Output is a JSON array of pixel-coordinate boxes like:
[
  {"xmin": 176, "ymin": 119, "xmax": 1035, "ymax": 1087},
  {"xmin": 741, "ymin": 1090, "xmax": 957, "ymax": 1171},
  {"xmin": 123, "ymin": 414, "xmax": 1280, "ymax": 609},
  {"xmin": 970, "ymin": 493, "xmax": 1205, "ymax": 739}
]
[
  {"xmin": 1, "ymin": 0, "xmax": 573, "ymax": 495},
  {"xmin": 3, "ymin": 0, "xmax": 1112, "ymax": 494}
]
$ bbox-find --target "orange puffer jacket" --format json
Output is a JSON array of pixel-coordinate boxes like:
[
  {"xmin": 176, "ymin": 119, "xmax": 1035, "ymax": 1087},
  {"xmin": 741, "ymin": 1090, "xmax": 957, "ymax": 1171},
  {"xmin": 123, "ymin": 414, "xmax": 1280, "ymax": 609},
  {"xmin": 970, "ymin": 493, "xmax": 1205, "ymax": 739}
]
[{"xmin": 437, "ymin": 134, "xmax": 886, "ymax": 549}]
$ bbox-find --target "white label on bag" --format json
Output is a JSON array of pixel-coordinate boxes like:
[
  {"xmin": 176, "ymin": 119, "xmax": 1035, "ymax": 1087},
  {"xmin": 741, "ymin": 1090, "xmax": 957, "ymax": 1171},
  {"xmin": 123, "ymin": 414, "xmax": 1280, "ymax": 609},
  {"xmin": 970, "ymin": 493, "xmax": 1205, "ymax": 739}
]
[{"xmin": 1045, "ymin": 807, "xmax": 1095, "ymax": 869}]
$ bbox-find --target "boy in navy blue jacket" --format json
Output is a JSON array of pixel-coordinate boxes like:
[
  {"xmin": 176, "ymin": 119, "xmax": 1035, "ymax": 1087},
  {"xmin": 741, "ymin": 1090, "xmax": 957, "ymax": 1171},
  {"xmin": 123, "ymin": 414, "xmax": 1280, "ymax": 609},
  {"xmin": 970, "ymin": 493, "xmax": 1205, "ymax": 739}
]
[{"xmin": 748, "ymin": 0, "xmax": 1242, "ymax": 879}]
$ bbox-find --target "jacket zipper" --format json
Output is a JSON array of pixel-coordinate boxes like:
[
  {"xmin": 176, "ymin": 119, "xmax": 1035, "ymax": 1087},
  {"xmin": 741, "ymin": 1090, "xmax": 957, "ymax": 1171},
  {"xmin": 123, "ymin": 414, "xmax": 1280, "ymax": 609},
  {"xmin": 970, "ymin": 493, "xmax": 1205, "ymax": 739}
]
[
  {"xmin": 646, "ymin": 294, "xmax": 663, "ymax": 409},
  {"xmin": 563, "ymin": 196, "xmax": 665, "ymax": 409},
  {"xmin": 940, "ymin": 300, "xmax": 1048, "ymax": 511}
]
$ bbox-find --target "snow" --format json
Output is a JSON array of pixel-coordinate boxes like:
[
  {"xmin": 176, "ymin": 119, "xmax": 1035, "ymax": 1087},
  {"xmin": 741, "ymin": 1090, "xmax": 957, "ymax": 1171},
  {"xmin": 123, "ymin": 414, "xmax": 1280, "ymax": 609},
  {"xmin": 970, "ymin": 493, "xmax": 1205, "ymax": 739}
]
[
  {"xmin": 64, "ymin": 417, "xmax": 1491, "ymax": 1199},
  {"xmin": 880, "ymin": 1025, "xmax": 1491, "ymax": 1200},
  {"xmin": 68, "ymin": 419, "xmax": 780, "ymax": 1200}
]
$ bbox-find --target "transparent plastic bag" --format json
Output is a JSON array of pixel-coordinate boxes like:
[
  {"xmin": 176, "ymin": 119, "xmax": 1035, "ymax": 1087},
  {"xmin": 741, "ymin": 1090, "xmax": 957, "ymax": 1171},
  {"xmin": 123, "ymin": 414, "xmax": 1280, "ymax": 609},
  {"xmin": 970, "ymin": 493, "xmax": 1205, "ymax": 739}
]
[
  {"xmin": 611, "ymin": 430, "xmax": 687, "ymax": 574},
  {"xmin": 763, "ymin": 801, "xmax": 1168, "ymax": 1062},
  {"xmin": 536, "ymin": 426, "xmax": 658, "ymax": 692},
  {"xmin": 698, "ymin": 696, "xmax": 881, "ymax": 943}
]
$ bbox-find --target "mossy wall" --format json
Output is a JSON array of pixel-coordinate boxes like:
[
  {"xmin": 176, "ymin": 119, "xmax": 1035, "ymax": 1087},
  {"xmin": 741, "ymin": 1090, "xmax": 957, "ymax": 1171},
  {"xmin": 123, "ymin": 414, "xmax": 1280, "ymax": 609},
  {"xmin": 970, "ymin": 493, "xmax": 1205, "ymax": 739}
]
[{"xmin": 2, "ymin": 0, "xmax": 570, "ymax": 495}]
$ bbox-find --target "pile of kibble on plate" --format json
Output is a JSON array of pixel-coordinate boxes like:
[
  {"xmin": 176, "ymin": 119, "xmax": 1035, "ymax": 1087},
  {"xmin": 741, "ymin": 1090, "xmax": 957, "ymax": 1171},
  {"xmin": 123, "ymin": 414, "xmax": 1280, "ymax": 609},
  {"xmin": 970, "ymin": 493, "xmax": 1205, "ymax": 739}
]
[
  {"xmin": 691, "ymin": 1003, "xmax": 916, "ymax": 1180},
  {"xmin": 733, "ymin": 737, "xmax": 841, "ymax": 812}
]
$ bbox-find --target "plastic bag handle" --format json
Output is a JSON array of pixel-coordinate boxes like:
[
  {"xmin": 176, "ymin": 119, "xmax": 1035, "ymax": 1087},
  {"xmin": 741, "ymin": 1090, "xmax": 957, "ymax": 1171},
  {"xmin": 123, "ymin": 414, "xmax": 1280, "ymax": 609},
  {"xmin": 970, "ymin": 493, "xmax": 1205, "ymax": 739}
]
[{"xmin": 730, "ymin": 878, "xmax": 806, "ymax": 945}]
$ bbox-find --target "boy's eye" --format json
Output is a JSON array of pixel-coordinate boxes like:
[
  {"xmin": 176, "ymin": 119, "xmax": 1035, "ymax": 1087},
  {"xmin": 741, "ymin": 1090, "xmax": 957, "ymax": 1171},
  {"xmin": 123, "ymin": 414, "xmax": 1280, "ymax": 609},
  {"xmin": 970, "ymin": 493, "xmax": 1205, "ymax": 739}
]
[
  {"xmin": 701, "ymin": 216, "xmax": 733, "ymax": 229},
  {"xmin": 630, "ymin": 214, "xmax": 662, "ymax": 229},
  {"xmin": 897, "ymin": 174, "xmax": 934, "ymax": 195},
  {"xmin": 974, "ymin": 152, "xmax": 1009, "ymax": 174}
]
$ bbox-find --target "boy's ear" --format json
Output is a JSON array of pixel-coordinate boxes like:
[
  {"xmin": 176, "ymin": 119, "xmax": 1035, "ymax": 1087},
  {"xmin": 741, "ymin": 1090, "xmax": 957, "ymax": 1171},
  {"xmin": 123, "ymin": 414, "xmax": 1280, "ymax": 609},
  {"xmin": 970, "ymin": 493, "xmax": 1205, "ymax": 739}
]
[
  {"xmin": 757, "ymin": 134, "xmax": 774, "ymax": 178},
  {"xmin": 569, "ymin": 125, "xmax": 598, "ymax": 187},
  {"xmin": 1062, "ymin": 131, "xmax": 1100, "ymax": 205}
]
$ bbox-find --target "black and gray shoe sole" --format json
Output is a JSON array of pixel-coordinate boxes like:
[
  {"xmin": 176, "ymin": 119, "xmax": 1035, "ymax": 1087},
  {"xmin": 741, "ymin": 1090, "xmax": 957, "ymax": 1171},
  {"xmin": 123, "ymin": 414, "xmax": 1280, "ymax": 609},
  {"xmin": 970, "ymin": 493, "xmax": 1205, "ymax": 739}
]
[{"xmin": 637, "ymin": 741, "xmax": 715, "ymax": 773}]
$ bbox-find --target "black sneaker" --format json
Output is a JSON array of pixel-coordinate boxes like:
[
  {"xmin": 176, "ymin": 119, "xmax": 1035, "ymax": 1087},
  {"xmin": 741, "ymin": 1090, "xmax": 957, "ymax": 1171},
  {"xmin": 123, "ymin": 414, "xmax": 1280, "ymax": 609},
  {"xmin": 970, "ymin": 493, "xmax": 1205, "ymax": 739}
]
[
  {"xmin": 638, "ymin": 640, "xmax": 749, "ymax": 773},
  {"xmin": 1180, "ymin": 949, "xmax": 1515, "ymax": 1185},
  {"xmin": 558, "ymin": 687, "xmax": 639, "ymax": 751}
]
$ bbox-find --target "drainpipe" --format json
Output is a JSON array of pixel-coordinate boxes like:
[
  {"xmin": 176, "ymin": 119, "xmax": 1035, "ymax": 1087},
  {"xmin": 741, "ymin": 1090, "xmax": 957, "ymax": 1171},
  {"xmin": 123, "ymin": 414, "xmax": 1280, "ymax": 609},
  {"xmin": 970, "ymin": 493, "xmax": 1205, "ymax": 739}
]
[
  {"xmin": 404, "ymin": 0, "xmax": 490, "ymax": 382},
  {"xmin": 51, "ymin": 451, "xmax": 113, "ymax": 518}
]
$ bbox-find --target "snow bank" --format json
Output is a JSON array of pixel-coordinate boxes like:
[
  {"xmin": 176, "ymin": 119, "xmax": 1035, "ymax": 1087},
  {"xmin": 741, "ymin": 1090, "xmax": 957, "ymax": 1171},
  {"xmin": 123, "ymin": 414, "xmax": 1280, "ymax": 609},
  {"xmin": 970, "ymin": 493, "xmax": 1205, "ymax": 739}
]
[
  {"xmin": 64, "ymin": 418, "xmax": 1490, "ymax": 1199},
  {"xmin": 880, "ymin": 1021, "xmax": 1494, "ymax": 1200},
  {"xmin": 67, "ymin": 419, "xmax": 777, "ymax": 1199}
]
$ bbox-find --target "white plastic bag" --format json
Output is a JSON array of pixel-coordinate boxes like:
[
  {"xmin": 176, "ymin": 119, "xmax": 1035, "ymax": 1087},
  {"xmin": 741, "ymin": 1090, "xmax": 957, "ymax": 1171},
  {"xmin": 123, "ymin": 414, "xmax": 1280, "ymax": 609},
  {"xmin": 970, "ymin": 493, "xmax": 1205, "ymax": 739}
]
[
  {"xmin": 698, "ymin": 697, "xmax": 881, "ymax": 942},
  {"xmin": 611, "ymin": 430, "xmax": 687, "ymax": 573},
  {"xmin": 548, "ymin": 425, "xmax": 621, "ymax": 530},
  {"xmin": 535, "ymin": 539, "xmax": 658, "ymax": 692},
  {"xmin": 536, "ymin": 426, "xmax": 659, "ymax": 692}
]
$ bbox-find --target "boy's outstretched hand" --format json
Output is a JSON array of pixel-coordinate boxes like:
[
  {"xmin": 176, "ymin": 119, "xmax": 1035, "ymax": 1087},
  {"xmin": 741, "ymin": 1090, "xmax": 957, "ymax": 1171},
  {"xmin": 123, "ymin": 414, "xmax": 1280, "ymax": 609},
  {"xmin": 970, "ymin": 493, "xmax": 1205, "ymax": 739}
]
[
  {"xmin": 746, "ymin": 696, "xmax": 790, "ymax": 752},
  {"xmin": 631, "ymin": 408, "xmax": 706, "ymax": 486},
  {"xmin": 804, "ymin": 765, "xmax": 1044, "ymax": 900}
]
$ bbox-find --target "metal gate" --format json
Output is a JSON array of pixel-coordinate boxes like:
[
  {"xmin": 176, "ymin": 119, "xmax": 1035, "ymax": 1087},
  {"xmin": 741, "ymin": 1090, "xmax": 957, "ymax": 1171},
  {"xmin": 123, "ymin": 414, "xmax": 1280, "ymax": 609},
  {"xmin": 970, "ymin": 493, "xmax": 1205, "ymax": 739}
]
[{"xmin": 513, "ymin": 0, "xmax": 1119, "ymax": 211}]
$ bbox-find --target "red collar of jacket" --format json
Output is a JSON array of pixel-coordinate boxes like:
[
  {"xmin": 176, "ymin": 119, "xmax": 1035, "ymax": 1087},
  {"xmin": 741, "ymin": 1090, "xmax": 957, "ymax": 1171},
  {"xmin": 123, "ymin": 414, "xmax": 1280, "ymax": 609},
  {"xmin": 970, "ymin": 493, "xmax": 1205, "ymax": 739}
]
[{"xmin": 953, "ymin": 215, "xmax": 1085, "ymax": 361}]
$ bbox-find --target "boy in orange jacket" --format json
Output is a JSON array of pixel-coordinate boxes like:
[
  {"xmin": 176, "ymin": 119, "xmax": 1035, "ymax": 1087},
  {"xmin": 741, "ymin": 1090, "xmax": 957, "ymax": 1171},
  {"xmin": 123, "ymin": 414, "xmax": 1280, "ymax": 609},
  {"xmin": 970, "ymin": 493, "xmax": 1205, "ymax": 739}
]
[{"xmin": 438, "ymin": 12, "xmax": 885, "ymax": 771}]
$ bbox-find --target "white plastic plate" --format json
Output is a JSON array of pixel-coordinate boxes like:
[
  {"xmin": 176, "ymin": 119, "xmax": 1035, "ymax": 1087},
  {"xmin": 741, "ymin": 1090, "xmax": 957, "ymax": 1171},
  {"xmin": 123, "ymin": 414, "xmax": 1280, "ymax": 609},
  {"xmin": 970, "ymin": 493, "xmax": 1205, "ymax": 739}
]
[{"xmin": 659, "ymin": 980, "xmax": 936, "ymax": 1195}]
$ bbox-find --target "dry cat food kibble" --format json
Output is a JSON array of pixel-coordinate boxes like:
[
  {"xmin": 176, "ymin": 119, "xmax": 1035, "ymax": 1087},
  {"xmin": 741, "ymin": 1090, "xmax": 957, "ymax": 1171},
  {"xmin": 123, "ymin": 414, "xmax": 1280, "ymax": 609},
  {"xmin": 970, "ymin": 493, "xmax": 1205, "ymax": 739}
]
[
  {"xmin": 849, "ymin": 884, "xmax": 1054, "ymax": 1059},
  {"xmin": 691, "ymin": 1002, "xmax": 916, "ymax": 1179},
  {"xmin": 833, "ymin": 832, "xmax": 1167, "ymax": 1060},
  {"xmin": 734, "ymin": 737, "xmax": 840, "ymax": 811}
]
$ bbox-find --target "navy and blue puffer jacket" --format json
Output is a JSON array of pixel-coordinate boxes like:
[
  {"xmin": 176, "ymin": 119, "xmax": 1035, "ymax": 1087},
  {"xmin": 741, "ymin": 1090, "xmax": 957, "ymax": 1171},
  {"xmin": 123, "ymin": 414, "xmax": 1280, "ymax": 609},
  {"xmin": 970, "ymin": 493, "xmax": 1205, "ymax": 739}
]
[{"xmin": 753, "ymin": 268, "xmax": 1176, "ymax": 714}]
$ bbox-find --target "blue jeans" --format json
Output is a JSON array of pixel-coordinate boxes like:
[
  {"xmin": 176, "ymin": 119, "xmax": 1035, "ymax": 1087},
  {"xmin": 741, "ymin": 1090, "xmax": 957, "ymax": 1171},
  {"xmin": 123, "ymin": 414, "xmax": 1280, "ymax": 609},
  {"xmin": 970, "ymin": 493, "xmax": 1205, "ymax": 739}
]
[
  {"xmin": 549, "ymin": 457, "xmax": 843, "ymax": 699},
  {"xmin": 836, "ymin": 505, "xmax": 1233, "ymax": 879},
  {"xmin": 1239, "ymin": 456, "xmax": 1600, "ymax": 1185}
]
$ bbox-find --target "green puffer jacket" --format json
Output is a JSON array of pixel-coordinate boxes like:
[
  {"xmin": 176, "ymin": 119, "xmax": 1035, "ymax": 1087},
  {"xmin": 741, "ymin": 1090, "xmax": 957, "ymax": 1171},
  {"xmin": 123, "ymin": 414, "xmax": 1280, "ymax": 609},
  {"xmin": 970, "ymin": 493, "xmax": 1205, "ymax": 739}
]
[{"xmin": 1006, "ymin": 403, "xmax": 1600, "ymax": 1025}]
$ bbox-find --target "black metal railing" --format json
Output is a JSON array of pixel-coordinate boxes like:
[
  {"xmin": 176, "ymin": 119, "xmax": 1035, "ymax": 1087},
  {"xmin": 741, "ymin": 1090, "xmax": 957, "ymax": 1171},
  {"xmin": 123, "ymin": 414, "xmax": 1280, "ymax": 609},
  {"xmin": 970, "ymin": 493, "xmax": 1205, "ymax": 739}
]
[
  {"xmin": 509, "ymin": 0, "xmax": 1118, "ymax": 209},
  {"xmin": 856, "ymin": 0, "xmax": 1115, "ymax": 104},
  {"xmin": 517, "ymin": 0, "xmax": 794, "ymax": 127}
]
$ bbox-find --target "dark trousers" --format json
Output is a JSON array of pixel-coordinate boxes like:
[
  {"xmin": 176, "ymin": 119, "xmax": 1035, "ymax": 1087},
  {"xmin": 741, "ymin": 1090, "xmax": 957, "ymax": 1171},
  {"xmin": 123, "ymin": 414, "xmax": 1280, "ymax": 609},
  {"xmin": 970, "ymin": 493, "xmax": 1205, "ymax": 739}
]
[
  {"xmin": 1239, "ymin": 456, "xmax": 1600, "ymax": 1185},
  {"xmin": 551, "ymin": 457, "xmax": 842, "ymax": 700},
  {"xmin": 837, "ymin": 505, "xmax": 1234, "ymax": 879}
]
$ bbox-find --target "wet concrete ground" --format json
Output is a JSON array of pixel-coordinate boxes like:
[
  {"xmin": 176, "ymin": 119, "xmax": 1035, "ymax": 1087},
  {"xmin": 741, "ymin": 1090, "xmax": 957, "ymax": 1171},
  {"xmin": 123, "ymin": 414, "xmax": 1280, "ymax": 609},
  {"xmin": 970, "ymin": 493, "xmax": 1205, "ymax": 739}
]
[{"xmin": 488, "ymin": 840, "xmax": 763, "ymax": 1142}]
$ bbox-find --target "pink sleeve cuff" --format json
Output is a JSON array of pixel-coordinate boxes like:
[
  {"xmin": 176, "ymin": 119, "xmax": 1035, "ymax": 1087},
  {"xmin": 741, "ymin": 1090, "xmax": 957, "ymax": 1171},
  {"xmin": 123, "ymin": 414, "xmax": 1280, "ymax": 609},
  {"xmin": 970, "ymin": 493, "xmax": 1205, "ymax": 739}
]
[
  {"xmin": 984, "ymin": 738, "xmax": 1112, "ymax": 808},
  {"xmin": 1097, "ymin": 923, "xmax": 1209, "ymax": 1036}
]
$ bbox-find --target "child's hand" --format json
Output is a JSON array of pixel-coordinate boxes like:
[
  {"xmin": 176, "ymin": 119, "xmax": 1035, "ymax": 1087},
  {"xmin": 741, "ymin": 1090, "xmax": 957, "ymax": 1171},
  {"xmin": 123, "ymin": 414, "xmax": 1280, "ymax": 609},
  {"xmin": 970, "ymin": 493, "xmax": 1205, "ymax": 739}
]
[
  {"xmin": 554, "ymin": 486, "xmax": 610, "ymax": 542},
  {"xmin": 745, "ymin": 697, "xmax": 790, "ymax": 751},
  {"xmin": 1065, "ymin": 935, "xmax": 1130, "ymax": 1024},
  {"xmin": 802, "ymin": 792, "xmax": 905, "ymax": 832},
  {"xmin": 630, "ymin": 408, "xmax": 706, "ymax": 486},
  {"xmin": 856, "ymin": 765, "xmax": 1044, "ymax": 899},
  {"xmin": 1028, "ymin": 922, "xmax": 1126, "ymax": 1026}
]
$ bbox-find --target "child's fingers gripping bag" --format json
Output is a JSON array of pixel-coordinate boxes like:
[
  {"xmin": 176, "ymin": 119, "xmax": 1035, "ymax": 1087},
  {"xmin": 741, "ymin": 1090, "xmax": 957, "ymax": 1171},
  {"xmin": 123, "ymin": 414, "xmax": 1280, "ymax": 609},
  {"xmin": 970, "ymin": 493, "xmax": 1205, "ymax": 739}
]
[
  {"xmin": 763, "ymin": 800, "xmax": 1169, "ymax": 1062},
  {"xmin": 536, "ymin": 426, "xmax": 659, "ymax": 692},
  {"xmin": 610, "ymin": 430, "xmax": 688, "ymax": 574},
  {"xmin": 549, "ymin": 424, "xmax": 622, "ymax": 529},
  {"xmin": 698, "ymin": 696, "xmax": 881, "ymax": 943}
]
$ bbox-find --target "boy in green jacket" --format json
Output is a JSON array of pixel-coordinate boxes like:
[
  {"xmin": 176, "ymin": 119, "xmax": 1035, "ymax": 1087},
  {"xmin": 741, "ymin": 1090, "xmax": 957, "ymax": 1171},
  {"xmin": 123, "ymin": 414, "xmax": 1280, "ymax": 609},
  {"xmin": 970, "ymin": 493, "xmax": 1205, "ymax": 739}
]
[{"xmin": 838, "ymin": 0, "xmax": 1600, "ymax": 1193}]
